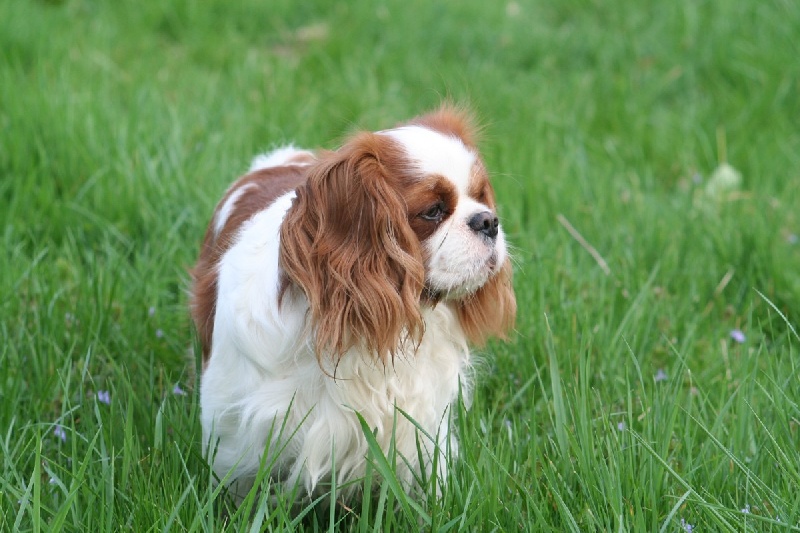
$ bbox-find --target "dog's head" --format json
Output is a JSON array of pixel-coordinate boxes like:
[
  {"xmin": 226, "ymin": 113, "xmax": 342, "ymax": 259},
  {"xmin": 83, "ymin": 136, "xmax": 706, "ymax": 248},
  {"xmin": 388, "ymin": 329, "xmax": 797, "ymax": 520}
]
[{"xmin": 280, "ymin": 105, "xmax": 516, "ymax": 363}]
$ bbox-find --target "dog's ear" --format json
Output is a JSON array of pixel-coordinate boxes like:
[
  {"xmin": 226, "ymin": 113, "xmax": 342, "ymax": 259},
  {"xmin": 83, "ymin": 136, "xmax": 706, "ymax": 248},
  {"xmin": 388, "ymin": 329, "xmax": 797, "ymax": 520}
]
[
  {"xmin": 456, "ymin": 259, "xmax": 516, "ymax": 346},
  {"xmin": 280, "ymin": 133, "xmax": 425, "ymax": 366}
]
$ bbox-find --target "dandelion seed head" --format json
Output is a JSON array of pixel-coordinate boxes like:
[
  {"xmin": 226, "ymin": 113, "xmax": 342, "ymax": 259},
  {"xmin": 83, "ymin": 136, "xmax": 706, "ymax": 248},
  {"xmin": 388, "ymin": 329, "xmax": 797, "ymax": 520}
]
[{"xmin": 705, "ymin": 162, "xmax": 742, "ymax": 199}]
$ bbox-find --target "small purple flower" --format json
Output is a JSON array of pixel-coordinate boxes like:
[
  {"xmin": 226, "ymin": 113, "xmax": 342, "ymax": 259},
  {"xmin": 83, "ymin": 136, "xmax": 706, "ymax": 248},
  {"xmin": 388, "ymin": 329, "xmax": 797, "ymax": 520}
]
[
  {"xmin": 730, "ymin": 329, "xmax": 746, "ymax": 343},
  {"xmin": 53, "ymin": 425, "xmax": 67, "ymax": 443},
  {"xmin": 680, "ymin": 518, "xmax": 694, "ymax": 532},
  {"xmin": 741, "ymin": 504, "xmax": 750, "ymax": 514},
  {"xmin": 787, "ymin": 234, "xmax": 798, "ymax": 245},
  {"xmin": 617, "ymin": 421, "xmax": 626, "ymax": 431},
  {"xmin": 172, "ymin": 383, "xmax": 186, "ymax": 396},
  {"xmin": 155, "ymin": 329, "xmax": 164, "ymax": 339},
  {"xmin": 148, "ymin": 306, "xmax": 156, "ymax": 317},
  {"xmin": 654, "ymin": 369, "xmax": 668, "ymax": 382},
  {"xmin": 97, "ymin": 390, "xmax": 111, "ymax": 405}
]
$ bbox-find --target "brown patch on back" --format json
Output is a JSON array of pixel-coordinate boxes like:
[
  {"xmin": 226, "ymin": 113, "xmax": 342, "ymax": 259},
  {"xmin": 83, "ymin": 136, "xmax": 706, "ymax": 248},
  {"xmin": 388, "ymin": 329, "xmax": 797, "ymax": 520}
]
[{"xmin": 190, "ymin": 164, "xmax": 310, "ymax": 367}]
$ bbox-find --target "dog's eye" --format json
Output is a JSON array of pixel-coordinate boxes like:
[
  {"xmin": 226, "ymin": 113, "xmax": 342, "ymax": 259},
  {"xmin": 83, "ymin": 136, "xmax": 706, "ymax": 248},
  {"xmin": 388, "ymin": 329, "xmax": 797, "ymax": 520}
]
[{"xmin": 420, "ymin": 202, "xmax": 446, "ymax": 221}]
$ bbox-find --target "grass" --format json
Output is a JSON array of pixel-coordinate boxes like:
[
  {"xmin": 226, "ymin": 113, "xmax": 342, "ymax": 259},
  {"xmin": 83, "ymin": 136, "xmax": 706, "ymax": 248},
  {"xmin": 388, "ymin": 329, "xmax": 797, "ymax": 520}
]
[{"xmin": 2, "ymin": 0, "xmax": 799, "ymax": 530}]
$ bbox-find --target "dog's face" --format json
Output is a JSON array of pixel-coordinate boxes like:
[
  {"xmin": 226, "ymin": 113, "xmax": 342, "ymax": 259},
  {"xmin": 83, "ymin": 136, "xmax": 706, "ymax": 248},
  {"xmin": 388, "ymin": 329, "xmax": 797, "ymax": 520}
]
[
  {"xmin": 280, "ymin": 106, "xmax": 516, "ymax": 362},
  {"xmin": 383, "ymin": 124, "xmax": 507, "ymax": 301}
]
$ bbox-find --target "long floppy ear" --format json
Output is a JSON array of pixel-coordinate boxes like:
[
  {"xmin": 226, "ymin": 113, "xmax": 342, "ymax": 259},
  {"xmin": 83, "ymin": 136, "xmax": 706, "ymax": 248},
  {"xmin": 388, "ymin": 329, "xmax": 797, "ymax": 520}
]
[
  {"xmin": 456, "ymin": 259, "xmax": 516, "ymax": 346},
  {"xmin": 279, "ymin": 133, "xmax": 425, "ymax": 365}
]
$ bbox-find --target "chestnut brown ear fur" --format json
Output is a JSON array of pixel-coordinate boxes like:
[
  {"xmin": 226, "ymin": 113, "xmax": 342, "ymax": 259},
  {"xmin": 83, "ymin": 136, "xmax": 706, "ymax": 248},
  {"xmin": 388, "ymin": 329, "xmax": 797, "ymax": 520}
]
[
  {"xmin": 457, "ymin": 255, "xmax": 516, "ymax": 346},
  {"xmin": 279, "ymin": 133, "xmax": 425, "ymax": 364}
]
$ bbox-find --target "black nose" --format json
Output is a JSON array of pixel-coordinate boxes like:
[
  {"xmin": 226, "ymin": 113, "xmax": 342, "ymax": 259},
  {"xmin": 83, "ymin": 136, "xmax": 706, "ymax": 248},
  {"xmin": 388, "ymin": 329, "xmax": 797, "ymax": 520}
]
[{"xmin": 468, "ymin": 211, "xmax": 499, "ymax": 239}]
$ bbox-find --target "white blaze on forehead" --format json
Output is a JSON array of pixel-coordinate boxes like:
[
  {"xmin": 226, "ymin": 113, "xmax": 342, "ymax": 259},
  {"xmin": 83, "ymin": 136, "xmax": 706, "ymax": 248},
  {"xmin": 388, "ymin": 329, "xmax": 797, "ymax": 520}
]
[{"xmin": 380, "ymin": 126, "xmax": 476, "ymax": 192}]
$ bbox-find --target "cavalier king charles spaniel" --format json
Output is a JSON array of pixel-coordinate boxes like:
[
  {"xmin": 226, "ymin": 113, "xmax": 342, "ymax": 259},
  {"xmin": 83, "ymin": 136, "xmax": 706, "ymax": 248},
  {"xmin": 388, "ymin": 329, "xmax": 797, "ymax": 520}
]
[{"xmin": 190, "ymin": 106, "xmax": 516, "ymax": 501}]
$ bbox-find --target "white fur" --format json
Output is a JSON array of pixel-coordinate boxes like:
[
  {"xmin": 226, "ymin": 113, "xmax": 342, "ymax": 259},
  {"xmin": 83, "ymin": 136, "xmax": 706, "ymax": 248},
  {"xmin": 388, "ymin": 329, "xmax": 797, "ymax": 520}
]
[
  {"xmin": 201, "ymin": 131, "xmax": 505, "ymax": 500},
  {"xmin": 381, "ymin": 126, "xmax": 475, "ymax": 191},
  {"xmin": 426, "ymin": 196, "xmax": 508, "ymax": 299},
  {"xmin": 248, "ymin": 145, "xmax": 314, "ymax": 172}
]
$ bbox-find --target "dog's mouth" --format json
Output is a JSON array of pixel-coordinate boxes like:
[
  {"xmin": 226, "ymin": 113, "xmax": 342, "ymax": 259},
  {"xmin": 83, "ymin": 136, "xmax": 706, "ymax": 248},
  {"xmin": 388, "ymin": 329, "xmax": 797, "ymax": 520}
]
[
  {"xmin": 423, "ymin": 254, "xmax": 499, "ymax": 303},
  {"xmin": 486, "ymin": 251, "xmax": 499, "ymax": 272}
]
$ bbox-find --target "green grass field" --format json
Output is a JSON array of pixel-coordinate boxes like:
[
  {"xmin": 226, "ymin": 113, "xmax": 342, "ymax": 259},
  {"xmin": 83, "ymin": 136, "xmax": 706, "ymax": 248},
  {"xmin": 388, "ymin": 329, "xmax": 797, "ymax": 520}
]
[{"xmin": 2, "ymin": 0, "xmax": 799, "ymax": 530}]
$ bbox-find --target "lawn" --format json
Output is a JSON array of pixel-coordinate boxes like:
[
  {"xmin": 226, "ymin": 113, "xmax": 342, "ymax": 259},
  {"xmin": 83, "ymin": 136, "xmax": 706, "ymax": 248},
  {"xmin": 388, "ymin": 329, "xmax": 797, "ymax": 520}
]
[{"xmin": 1, "ymin": 0, "xmax": 799, "ymax": 530}]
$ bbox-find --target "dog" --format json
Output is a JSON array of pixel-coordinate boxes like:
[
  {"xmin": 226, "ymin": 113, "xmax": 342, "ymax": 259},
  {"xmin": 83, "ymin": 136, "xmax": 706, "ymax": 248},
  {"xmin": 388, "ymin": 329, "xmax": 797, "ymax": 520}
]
[{"xmin": 190, "ymin": 105, "xmax": 516, "ymax": 501}]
